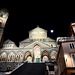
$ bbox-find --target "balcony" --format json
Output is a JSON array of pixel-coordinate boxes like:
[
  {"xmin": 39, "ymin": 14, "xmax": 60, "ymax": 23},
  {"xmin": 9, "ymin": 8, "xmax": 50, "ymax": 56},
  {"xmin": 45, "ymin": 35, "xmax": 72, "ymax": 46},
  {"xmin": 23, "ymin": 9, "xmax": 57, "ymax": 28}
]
[{"xmin": 57, "ymin": 37, "xmax": 75, "ymax": 43}]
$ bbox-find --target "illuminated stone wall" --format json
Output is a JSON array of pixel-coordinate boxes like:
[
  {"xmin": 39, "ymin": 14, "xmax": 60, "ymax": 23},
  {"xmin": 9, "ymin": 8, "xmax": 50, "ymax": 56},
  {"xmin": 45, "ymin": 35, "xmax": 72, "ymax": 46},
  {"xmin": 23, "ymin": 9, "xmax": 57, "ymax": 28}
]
[
  {"xmin": 0, "ymin": 26, "xmax": 58, "ymax": 63},
  {"xmin": 0, "ymin": 9, "xmax": 9, "ymax": 47},
  {"xmin": 0, "ymin": 39, "xmax": 58, "ymax": 63},
  {"xmin": 29, "ymin": 26, "xmax": 47, "ymax": 39}
]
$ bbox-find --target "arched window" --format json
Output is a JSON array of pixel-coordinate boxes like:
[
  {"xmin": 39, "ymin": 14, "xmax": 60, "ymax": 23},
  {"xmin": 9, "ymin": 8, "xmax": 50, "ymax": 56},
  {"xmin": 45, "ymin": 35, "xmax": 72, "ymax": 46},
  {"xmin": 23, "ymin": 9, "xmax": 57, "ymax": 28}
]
[
  {"xmin": 1, "ymin": 52, "xmax": 7, "ymax": 61},
  {"xmin": 51, "ymin": 44, "xmax": 53, "ymax": 47},
  {"xmin": 50, "ymin": 51, "xmax": 57, "ymax": 61},
  {"xmin": 8, "ymin": 52, "xmax": 15, "ymax": 62},
  {"xmin": 16, "ymin": 52, "xmax": 23, "ymax": 62}
]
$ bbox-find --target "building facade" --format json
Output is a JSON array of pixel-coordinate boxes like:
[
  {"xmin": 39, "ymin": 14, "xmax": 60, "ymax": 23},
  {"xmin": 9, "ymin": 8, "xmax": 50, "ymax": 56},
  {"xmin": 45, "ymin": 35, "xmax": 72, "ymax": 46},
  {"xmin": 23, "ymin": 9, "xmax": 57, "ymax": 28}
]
[
  {"xmin": 57, "ymin": 23, "xmax": 75, "ymax": 75},
  {"xmin": 0, "ymin": 26, "xmax": 58, "ymax": 72}
]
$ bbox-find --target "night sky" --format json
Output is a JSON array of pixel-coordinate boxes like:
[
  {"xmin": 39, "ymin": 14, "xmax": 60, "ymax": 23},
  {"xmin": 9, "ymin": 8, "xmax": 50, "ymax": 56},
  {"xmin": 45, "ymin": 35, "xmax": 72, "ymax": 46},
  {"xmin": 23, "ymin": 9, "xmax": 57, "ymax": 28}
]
[{"xmin": 1, "ymin": 6, "xmax": 75, "ymax": 46}]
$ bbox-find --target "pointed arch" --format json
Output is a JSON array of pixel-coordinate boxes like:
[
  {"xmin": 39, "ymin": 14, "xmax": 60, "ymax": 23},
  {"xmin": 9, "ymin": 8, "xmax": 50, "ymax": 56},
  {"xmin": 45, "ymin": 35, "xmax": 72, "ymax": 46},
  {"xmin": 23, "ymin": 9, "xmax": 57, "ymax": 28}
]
[
  {"xmin": 34, "ymin": 44, "xmax": 41, "ymax": 63},
  {"xmin": 41, "ymin": 50, "xmax": 49, "ymax": 62},
  {"xmin": 25, "ymin": 51, "xmax": 32, "ymax": 63},
  {"xmin": 8, "ymin": 52, "xmax": 15, "ymax": 62},
  {"xmin": 1, "ymin": 52, "xmax": 7, "ymax": 61},
  {"xmin": 25, "ymin": 51, "xmax": 32, "ymax": 59},
  {"xmin": 16, "ymin": 52, "xmax": 23, "ymax": 62},
  {"xmin": 34, "ymin": 44, "xmax": 40, "ymax": 50},
  {"xmin": 50, "ymin": 51, "xmax": 57, "ymax": 61}
]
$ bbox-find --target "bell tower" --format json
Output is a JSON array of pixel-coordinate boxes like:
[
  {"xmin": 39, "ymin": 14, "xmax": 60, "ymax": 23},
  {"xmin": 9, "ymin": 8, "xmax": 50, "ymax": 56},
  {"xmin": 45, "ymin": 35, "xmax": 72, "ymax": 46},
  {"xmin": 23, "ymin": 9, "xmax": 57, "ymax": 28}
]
[{"xmin": 0, "ymin": 9, "xmax": 9, "ymax": 48}]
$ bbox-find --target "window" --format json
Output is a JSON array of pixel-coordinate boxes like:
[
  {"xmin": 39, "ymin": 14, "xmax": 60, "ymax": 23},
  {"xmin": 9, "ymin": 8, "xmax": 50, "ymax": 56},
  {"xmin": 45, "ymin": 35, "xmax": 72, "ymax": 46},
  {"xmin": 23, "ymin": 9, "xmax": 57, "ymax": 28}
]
[
  {"xmin": 43, "ymin": 39, "xmax": 46, "ymax": 41},
  {"xmin": 16, "ymin": 52, "xmax": 23, "ymax": 62},
  {"xmin": 71, "ymin": 54, "xmax": 75, "ymax": 66},
  {"xmin": 10, "ymin": 45, "xmax": 11, "ymax": 47},
  {"xmin": 40, "ymin": 39, "xmax": 42, "ymax": 41},
  {"xmin": 0, "ymin": 22, "xmax": 2, "ymax": 28},
  {"xmin": 51, "ymin": 44, "xmax": 53, "ymax": 47},
  {"xmin": 51, "ymin": 51, "xmax": 57, "ymax": 60},
  {"xmin": 8, "ymin": 52, "xmax": 15, "ymax": 62},
  {"xmin": 69, "ymin": 43, "xmax": 74, "ymax": 49},
  {"xmin": 1, "ymin": 52, "xmax": 7, "ymax": 61},
  {"xmin": 48, "ymin": 66, "xmax": 54, "ymax": 71}
]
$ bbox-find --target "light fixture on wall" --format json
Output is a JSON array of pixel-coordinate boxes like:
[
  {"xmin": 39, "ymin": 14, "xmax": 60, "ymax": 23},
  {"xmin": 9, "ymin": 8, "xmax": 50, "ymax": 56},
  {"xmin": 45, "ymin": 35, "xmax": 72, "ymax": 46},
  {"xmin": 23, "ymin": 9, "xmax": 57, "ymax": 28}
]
[{"xmin": 64, "ymin": 54, "xmax": 68, "ymax": 62}]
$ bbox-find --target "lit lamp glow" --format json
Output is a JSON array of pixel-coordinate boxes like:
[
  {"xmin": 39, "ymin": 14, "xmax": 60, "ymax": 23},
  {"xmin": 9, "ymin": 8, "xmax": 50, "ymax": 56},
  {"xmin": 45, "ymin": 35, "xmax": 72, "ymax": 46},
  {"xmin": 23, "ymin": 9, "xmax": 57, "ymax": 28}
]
[{"xmin": 64, "ymin": 55, "xmax": 68, "ymax": 62}]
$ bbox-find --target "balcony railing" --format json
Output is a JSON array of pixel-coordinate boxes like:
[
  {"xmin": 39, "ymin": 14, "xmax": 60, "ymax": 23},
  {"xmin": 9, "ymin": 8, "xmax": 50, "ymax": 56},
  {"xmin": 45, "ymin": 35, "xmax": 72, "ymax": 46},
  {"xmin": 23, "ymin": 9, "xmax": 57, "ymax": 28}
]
[{"xmin": 57, "ymin": 37, "xmax": 75, "ymax": 43}]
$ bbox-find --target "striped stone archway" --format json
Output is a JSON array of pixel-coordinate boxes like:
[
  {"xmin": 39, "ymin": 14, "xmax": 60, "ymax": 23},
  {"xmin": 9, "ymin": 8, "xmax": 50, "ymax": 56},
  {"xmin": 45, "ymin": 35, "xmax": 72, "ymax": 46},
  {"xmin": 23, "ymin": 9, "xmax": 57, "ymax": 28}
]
[
  {"xmin": 41, "ymin": 50, "xmax": 49, "ymax": 62},
  {"xmin": 25, "ymin": 51, "xmax": 32, "ymax": 63}
]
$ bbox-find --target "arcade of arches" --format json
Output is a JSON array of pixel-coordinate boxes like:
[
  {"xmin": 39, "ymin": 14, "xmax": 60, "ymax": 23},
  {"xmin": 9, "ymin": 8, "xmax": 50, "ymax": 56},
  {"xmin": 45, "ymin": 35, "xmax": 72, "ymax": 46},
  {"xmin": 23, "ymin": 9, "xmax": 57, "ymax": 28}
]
[{"xmin": 0, "ymin": 44, "xmax": 57, "ymax": 63}]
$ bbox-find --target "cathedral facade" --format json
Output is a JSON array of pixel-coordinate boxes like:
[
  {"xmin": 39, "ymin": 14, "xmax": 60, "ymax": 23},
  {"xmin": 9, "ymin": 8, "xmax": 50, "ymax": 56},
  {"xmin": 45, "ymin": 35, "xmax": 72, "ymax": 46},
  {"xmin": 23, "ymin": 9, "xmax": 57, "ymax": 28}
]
[{"xmin": 0, "ymin": 26, "xmax": 58, "ymax": 64}]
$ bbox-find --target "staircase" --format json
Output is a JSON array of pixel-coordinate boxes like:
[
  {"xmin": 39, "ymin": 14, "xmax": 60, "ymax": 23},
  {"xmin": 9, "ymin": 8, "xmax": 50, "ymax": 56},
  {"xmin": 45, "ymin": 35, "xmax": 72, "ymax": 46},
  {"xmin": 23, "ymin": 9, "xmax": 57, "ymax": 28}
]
[{"xmin": 10, "ymin": 62, "xmax": 46, "ymax": 75}]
